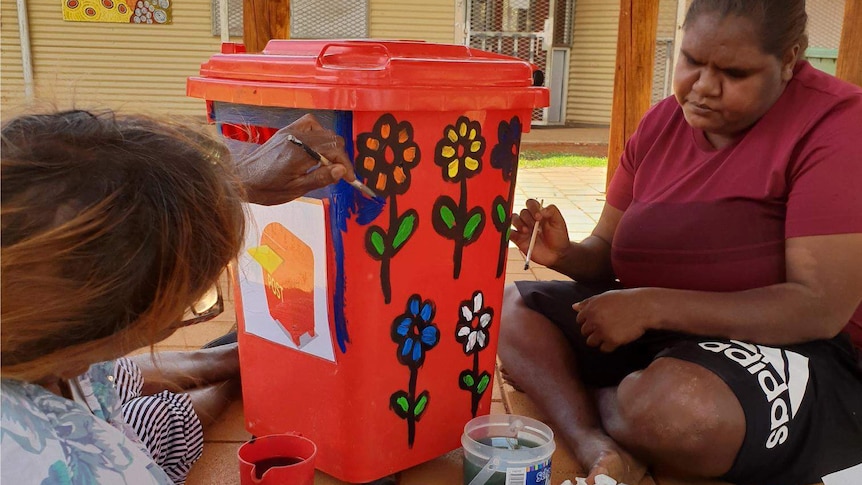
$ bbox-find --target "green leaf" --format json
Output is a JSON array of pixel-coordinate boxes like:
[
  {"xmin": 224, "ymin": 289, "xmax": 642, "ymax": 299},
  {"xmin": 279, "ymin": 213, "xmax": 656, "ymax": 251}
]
[
  {"xmin": 393, "ymin": 213, "xmax": 417, "ymax": 250},
  {"xmin": 476, "ymin": 374, "xmax": 491, "ymax": 394},
  {"xmin": 462, "ymin": 374, "xmax": 475, "ymax": 388},
  {"xmin": 463, "ymin": 212, "xmax": 484, "ymax": 240},
  {"xmin": 495, "ymin": 203, "xmax": 507, "ymax": 224},
  {"xmin": 396, "ymin": 396, "xmax": 410, "ymax": 413},
  {"xmin": 370, "ymin": 230, "xmax": 385, "ymax": 256},
  {"xmin": 440, "ymin": 205, "xmax": 456, "ymax": 229},
  {"xmin": 414, "ymin": 394, "xmax": 428, "ymax": 416}
]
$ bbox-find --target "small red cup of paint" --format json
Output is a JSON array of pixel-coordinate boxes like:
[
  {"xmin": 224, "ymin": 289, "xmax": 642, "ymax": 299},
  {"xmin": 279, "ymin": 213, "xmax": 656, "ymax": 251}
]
[{"xmin": 238, "ymin": 433, "xmax": 317, "ymax": 485}]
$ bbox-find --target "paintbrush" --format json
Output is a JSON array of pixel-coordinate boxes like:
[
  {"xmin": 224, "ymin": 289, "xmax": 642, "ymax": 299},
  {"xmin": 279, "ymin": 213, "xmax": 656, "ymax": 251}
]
[
  {"xmin": 523, "ymin": 199, "xmax": 544, "ymax": 270},
  {"xmin": 285, "ymin": 134, "xmax": 378, "ymax": 199}
]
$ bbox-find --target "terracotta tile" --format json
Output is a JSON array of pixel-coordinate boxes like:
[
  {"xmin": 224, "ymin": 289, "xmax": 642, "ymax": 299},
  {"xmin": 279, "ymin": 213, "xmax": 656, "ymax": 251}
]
[
  {"xmin": 204, "ymin": 399, "xmax": 252, "ymax": 443},
  {"xmin": 182, "ymin": 320, "xmax": 237, "ymax": 348},
  {"xmin": 186, "ymin": 442, "xmax": 241, "ymax": 485},
  {"xmin": 506, "ymin": 259, "xmax": 532, "ymax": 274},
  {"xmin": 550, "ymin": 438, "xmax": 587, "ymax": 483},
  {"xmin": 531, "ymin": 267, "xmax": 571, "ymax": 282},
  {"xmin": 491, "ymin": 368, "xmax": 503, "ymax": 401},
  {"xmin": 399, "ymin": 449, "xmax": 464, "ymax": 485},
  {"xmin": 154, "ymin": 328, "xmax": 188, "ymax": 348},
  {"xmin": 505, "ymin": 273, "xmax": 537, "ymax": 286},
  {"xmin": 507, "ymin": 248, "xmax": 525, "ymax": 263},
  {"xmin": 490, "ymin": 400, "xmax": 507, "ymax": 415}
]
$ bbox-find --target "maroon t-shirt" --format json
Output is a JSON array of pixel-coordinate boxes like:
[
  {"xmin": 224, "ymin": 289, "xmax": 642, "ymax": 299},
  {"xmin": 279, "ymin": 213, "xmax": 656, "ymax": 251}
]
[{"xmin": 607, "ymin": 61, "xmax": 862, "ymax": 349}]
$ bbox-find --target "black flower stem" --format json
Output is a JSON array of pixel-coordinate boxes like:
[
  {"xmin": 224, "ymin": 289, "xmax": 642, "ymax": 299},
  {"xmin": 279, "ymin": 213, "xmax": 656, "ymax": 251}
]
[
  {"xmin": 382, "ymin": 194, "xmax": 398, "ymax": 304},
  {"xmin": 496, "ymin": 168, "xmax": 519, "ymax": 277},
  {"xmin": 381, "ymin": 258, "xmax": 391, "ymax": 304},
  {"xmin": 495, "ymin": 196, "xmax": 511, "ymax": 278},
  {"xmin": 471, "ymin": 351, "xmax": 480, "ymax": 416},
  {"xmin": 453, "ymin": 178, "xmax": 468, "ymax": 279},
  {"xmin": 407, "ymin": 367, "xmax": 418, "ymax": 447}
]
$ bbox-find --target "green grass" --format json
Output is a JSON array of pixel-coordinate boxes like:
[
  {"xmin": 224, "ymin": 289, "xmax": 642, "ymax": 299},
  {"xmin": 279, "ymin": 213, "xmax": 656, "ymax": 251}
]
[{"xmin": 518, "ymin": 150, "xmax": 608, "ymax": 168}]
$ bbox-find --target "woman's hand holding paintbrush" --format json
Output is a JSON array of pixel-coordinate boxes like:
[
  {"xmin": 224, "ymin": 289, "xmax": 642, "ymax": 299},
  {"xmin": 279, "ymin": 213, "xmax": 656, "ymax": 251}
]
[
  {"xmin": 231, "ymin": 114, "xmax": 361, "ymax": 206},
  {"xmin": 285, "ymin": 134, "xmax": 378, "ymax": 199},
  {"xmin": 510, "ymin": 199, "xmax": 572, "ymax": 270}
]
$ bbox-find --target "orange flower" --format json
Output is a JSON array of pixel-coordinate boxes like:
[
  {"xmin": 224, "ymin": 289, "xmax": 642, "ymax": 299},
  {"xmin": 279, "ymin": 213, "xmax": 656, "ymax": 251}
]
[{"xmin": 355, "ymin": 114, "xmax": 420, "ymax": 197}]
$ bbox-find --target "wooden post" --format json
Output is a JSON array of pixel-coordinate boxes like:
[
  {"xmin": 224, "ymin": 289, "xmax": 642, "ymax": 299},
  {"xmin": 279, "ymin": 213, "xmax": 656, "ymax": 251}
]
[
  {"xmin": 836, "ymin": 0, "xmax": 862, "ymax": 87},
  {"xmin": 606, "ymin": 0, "xmax": 660, "ymax": 188},
  {"xmin": 243, "ymin": 0, "xmax": 290, "ymax": 53}
]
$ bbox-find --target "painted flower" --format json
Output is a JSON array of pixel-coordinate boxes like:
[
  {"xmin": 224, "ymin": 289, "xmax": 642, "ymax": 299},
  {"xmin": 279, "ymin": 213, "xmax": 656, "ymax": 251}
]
[
  {"xmin": 490, "ymin": 116, "xmax": 523, "ymax": 182},
  {"xmin": 435, "ymin": 116, "xmax": 486, "ymax": 183},
  {"xmin": 455, "ymin": 291, "xmax": 494, "ymax": 355},
  {"xmin": 392, "ymin": 294, "xmax": 440, "ymax": 368},
  {"xmin": 355, "ymin": 114, "xmax": 420, "ymax": 197}
]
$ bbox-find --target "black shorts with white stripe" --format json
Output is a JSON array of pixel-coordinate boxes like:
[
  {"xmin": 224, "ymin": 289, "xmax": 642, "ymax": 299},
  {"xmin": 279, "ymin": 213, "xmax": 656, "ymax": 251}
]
[{"xmin": 516, "ymin": 279, "xmax": 862, "ymax": 485}]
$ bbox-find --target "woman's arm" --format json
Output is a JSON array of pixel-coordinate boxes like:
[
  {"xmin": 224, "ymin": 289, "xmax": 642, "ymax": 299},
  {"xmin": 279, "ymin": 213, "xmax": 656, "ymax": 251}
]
[
  {"xmin": 577, "ymin": 233, "xmax": 862, "ymax": 350},
  {"xmin": 232, "ymin": 114, "xmax": 357, "ymax": 206}
]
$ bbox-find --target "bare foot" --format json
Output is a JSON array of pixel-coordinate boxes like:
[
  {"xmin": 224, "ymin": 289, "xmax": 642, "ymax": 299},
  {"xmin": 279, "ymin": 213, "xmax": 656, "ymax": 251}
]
[{"xmin": 581, "ymin": 436, "xmax": 651, "ymax": 485}]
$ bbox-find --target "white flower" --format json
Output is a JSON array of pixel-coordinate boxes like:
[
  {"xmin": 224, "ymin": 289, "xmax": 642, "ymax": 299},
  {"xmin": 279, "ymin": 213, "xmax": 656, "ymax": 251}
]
[{"xmin": 456, "ymin": 291, "xmax": 493, "ymax": 354}]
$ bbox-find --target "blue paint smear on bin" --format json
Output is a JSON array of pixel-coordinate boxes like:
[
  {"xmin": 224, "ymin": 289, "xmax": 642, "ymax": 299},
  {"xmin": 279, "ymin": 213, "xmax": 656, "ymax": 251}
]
[{"xmin": 329, "ymin": 111, "xmax": 384, "ymax": 353}]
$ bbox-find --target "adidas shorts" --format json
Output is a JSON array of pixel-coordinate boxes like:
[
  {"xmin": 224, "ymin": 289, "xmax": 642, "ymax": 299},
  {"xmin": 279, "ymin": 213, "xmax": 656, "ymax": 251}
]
[{"xmin": 516, "ymin": 280, "xmax": 862, "ymax": 485}]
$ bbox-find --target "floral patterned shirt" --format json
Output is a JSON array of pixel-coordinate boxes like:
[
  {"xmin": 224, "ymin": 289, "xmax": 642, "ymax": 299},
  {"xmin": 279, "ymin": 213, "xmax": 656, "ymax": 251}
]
[{"xmin": 1, "ymin": 361, "xmax": 173, "ymax": 484}]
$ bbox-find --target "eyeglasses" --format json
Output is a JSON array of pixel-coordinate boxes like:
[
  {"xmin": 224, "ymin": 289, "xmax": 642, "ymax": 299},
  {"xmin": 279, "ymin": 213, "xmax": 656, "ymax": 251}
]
[{"xmin": 180, "ymin": 284, "xmax": 224, "ymax": 326}]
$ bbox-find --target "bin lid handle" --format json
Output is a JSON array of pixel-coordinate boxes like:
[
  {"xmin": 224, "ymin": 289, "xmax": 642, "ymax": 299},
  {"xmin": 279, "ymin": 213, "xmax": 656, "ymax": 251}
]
[{"xmin": 316, "ymin": 42, "xmax": 392, "ymax": 71}]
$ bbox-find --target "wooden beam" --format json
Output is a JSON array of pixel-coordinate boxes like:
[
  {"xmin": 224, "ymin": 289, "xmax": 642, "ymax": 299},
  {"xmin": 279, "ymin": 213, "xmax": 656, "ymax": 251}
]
[
  {"xmin": 243, "ymin": 0, "xmax": 290, "ymax": 53},
  {"xmin": 836, "ymin": 0, "xmax": 862, "ymax": 87},
  {"xmin": 606, "ymin": 0, "xmax": 660, "ymax": 188}
]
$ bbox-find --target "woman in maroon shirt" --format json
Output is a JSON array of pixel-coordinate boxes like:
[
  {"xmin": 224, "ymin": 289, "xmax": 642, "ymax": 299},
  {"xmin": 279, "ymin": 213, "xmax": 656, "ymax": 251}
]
[{"xmin": 500, "ymin": 1, "xmax": 862, "ymax": 484}]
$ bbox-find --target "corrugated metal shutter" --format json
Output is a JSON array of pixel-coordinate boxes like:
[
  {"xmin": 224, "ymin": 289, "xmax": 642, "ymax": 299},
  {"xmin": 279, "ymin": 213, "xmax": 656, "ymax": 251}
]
[
  {"xmin": 2, "ymin": 1, "xmax": 27, "ymax": 114},
  {"xmin": 565, "ymin": 0, "xmax": 618, "ymax": 125},
  {"xmin": 368, "ymin": 0, "xmax": 456, "ymax": 44},
  {"xmin": 10, "ymin": 0, "xmax": 239, "ymax": 118}
]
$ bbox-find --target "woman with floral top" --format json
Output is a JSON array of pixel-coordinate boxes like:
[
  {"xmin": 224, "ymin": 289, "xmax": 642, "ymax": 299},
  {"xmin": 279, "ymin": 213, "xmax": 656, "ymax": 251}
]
[{"xmin": 0, "ymin": 109, "xmax": 355, "ymax": 484}]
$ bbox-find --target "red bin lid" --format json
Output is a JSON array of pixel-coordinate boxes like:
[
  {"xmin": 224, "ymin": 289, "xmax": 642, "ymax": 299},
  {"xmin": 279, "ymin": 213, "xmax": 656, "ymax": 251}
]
[{"xmin": 187, "ymin": 40, "xmax": 549, "ymax": 112}]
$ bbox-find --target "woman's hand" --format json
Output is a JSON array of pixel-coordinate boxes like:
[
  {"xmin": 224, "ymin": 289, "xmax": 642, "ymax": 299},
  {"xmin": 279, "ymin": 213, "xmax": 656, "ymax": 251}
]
[
  {"xmin": 510, "ymin": 199, "xmax": 572, "ymax": 268},
  {"xmin": 574, "ymin": 288, "xmax": 659, "ymax": 352},
  {"xmin": 236, "ymin": 114, "xmax": 357, "ymax": 205}
]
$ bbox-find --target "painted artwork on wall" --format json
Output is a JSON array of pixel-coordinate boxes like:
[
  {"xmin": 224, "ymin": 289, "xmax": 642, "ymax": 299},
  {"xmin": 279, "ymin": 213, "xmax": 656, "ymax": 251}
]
[
  {"xmin": 62, "ymin": 0, "xmax": 172, "ymax": 24},
  {"xmin": 238, "ymin": 198, "xmax": 336, "ymax": 363}
]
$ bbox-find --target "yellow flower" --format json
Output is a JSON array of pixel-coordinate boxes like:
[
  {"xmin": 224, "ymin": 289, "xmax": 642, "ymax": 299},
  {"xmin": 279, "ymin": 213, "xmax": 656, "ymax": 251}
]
[{"xmin": 435, "ymin": 116, "xmax": 486, "ymax": 183}]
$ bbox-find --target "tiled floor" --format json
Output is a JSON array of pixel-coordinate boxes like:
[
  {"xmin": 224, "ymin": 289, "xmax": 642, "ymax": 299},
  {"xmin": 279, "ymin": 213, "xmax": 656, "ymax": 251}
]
[{"xmin": 143, "ymin": 166, "xmax": 607, "ymax": 485}]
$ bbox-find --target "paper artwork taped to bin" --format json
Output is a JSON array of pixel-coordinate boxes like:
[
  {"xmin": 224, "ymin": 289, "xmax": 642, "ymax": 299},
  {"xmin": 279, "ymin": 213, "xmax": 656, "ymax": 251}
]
[
  {"xmin": 62, "ymin": 0, "xmax": 172, "ymax": 24},
  {"xmin": 432, "ymin": 116, "xmax": 487, "ymax": 279},
  {"xmin": 355, "ymin": 114, "xmax": 421, "ymax": 304},
  {"xmin": 239, "ymin": 198, "xmax": 335, "ymax": 362}
]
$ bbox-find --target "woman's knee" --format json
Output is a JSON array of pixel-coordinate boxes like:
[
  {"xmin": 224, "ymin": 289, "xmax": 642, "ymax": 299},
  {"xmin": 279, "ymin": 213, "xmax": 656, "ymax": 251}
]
[
  {"xmin": 608, "ymin": 358, "xmax": 745, "ymax": 473},
  {"xmin": 499, "ymin": 284, "xmax": 530, "ymax": 344},
  {"xmin": 498, "ymin": 284, "xmax": 559, "ymax": 359}
]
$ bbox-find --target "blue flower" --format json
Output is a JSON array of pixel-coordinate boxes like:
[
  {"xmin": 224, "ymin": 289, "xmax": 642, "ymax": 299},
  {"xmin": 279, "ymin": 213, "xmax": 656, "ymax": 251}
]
[
  {"xmin": 490, "ymin": 116, "xmax": 522, "ymax": 182},
  {"xmin": 391, "ymin": 294, "xmax": 440, "ymax": 368}
]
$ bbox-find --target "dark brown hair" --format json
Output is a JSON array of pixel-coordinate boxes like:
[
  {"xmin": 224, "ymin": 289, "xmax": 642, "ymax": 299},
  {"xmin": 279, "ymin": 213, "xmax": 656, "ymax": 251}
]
[
  {"xmin": 1, "ymin": 109, "xmax": 245, "ymax": 381},
  {"xmin": 684, "ymin": 0, "xmax": 809, "ymax": 58}
]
